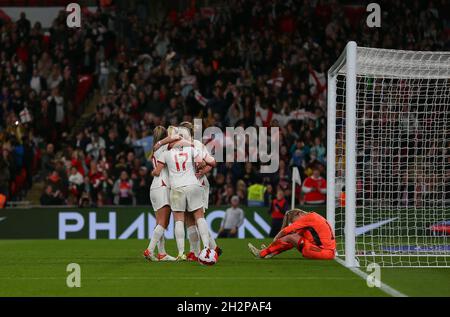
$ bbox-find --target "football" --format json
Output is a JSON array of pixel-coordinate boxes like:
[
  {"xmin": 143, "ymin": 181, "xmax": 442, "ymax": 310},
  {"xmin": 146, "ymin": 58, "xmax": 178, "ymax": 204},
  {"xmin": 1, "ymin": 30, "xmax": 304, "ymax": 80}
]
[{"xmin": 198, "ymin": 248, "xmax": 218, "ymax": 266}]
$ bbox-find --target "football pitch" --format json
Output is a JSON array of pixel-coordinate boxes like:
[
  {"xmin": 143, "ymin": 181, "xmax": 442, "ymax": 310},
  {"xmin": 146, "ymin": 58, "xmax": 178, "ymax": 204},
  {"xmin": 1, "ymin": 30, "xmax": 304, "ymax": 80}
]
[{"xmin": 0, "ymin": 239, "xmax": 448, "ymax": 297}]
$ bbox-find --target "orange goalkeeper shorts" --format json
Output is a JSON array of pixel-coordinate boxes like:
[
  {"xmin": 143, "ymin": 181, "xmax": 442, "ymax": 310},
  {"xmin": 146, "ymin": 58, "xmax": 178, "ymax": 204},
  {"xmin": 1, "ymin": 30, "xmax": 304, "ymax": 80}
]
[{"xmin": 298, "ymin": 239, "xmax": 335, "ymax": 260}]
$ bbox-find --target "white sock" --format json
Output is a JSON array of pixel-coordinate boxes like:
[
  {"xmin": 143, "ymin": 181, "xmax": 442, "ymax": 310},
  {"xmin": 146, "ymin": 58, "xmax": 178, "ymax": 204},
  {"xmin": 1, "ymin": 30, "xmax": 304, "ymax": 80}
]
[
  {"xmin": 196, "ymin": 218, "xmax": 211, "ymax": 249},
  {"xmin": 187, "ymin": 225, "xmax": 200, "ymax": 256},
  {"xmin": 174, "ymin": 221, "xmax": 185, "ymax": 256},
  {"xmin": 147, "ymin": 225, "xmax": 164, "ymax": 253},
  {"xmin": 209, "ymin": 233, "xmax": 217, "ymax": 250},
  {"xmin": 157, "ymin": 234, "xmax": 166, "ymax": 255}
]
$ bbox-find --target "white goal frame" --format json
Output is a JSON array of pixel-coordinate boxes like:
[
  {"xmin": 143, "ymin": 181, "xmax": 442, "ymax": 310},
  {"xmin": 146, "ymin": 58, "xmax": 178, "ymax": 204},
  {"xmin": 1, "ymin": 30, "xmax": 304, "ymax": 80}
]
[{"xmin": 327, "ymin": 41, "xmax": 450, "ymax": 268}]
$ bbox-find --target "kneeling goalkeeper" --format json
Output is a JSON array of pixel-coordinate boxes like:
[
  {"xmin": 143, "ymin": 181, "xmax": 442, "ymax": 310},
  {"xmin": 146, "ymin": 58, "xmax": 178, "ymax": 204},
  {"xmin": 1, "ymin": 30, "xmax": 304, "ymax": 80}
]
[{"xmin": 248, "ymin": 209, "xmax": 335, "ymax": 260}]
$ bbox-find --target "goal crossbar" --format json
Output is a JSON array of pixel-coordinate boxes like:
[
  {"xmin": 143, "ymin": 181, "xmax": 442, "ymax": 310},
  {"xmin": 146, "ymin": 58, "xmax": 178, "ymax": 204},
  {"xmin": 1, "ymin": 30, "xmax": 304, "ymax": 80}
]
[{"xmin": 330, "ymin": 45, "xmax": 450, "ymax": 79}]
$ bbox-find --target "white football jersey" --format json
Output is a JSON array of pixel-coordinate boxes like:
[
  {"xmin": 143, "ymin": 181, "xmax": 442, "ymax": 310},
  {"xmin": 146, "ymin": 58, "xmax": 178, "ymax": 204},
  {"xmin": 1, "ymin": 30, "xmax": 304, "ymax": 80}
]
[
  {"xmin": 161, "ymin": 145, "xmax": 201, "ymax": 189},
  {"xmin": 193, "ymin": 139, "xmax": 210, "ymax": 188},
  {"xmin": 150, "ymin": 144, "xmax": 170, "ymax": 189}
]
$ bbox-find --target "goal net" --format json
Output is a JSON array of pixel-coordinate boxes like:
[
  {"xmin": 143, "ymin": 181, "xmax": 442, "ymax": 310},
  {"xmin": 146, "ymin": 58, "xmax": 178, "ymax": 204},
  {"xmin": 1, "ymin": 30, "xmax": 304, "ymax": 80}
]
[{"xmin": 327, "ymin": 42, "xmax": 450, "ymax": 268}]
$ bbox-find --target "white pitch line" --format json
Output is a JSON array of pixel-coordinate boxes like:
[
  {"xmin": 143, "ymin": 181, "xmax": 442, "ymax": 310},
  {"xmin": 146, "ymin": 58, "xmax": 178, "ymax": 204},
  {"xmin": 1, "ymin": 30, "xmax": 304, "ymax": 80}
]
[
  {"xmin": 0, "ymin": 276, "xmax": 359, "ymax": 281},
  {"xmin": 335, "ymin": 257, "xmax": 408, "ymax": 297}
]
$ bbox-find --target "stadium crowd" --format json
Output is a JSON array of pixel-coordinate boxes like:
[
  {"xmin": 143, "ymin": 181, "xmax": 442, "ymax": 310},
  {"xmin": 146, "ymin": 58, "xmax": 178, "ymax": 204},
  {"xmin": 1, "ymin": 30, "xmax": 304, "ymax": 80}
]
[
  {"xmin": 0, "ymin": 9, "xmax": 115, "ymax": 205},
  {"xmin": 0, "ymin": 0, "xmax": 447, "ymax": 208}
]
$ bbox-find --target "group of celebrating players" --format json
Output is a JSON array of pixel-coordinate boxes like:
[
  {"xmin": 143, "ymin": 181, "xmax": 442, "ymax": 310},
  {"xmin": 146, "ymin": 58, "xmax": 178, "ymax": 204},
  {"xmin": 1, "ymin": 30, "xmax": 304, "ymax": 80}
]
[
  {"xmin": 143, "ymin": 122, "xmax": 220, "ymax": 262},
  {"xmin": 143, "ymin": 121, "xmax": 336, "ymax": 264}
]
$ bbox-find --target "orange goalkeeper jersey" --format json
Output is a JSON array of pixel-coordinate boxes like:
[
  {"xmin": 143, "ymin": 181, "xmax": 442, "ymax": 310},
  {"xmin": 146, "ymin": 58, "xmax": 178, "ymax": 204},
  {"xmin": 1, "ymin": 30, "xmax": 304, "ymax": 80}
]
[{"xmin": 282, "ymin": 212, "xmax": 336, "ymax": 250}]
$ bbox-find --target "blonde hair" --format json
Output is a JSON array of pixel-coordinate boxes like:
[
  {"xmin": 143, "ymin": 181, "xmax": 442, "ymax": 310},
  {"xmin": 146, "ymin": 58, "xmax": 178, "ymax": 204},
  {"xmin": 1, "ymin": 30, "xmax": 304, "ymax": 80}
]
[
  {"xmin": 236, "ymin": 179, "xmax": 247, "ymax": 192},
  {"xmin": 167, "ymin": 125, "xmax": 178, "ymax": 137},
  {"xmin": 281, "ymin": 209, "xmax": 308, "ymax": 229},
  {"xmin": 149, "ymin": 126, "xmax": 167, "ymax": 159},
  {"xmin": 179, "ymin": 121, "xmax": 194, "ymax": 138},
  {"xmin": 153, "ymin": 126, "xmax": 167, "ymax": 144},
  {"xmin": 178, "ymin": 126, "xmax": 191, "ymax": 140}
]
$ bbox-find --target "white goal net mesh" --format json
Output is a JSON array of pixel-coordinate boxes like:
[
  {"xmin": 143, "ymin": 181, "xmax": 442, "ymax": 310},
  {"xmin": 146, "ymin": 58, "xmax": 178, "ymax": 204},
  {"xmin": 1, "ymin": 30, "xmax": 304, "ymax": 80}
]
[{"xmin": 332, "ymin": 47, "xmax": 450, "ymax": 267}]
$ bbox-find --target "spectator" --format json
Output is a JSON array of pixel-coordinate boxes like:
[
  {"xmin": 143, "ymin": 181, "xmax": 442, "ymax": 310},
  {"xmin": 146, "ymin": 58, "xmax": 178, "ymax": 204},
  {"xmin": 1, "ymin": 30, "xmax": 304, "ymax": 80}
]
[
  {"xmin": 264, "ymin": 183, "xmax": 274, "ymax": 207},
  {"xmin": 81, "ymin": 176, "xmax": 92, "ymax": 200},
  {"xmin": 0, "ymin": 148, "xmax": 11, "ymax": 199},
  {"xmin": 133, "ymin": 166, "xmax": 151, "ymax": 205},
  {"xmin": 310, "ymin": 137, "xmax": 326, "ymax": 164},
  {"xmin": 218, "ymin": 196, "xmax": 244, "ymax": 238},
  {"xmin": 99, "ymin": 170, "xmax": 114, "ymax": 205},
  {"xmin": 98, "ymin": 60, "xmax": 110, "ymax": 96},
  {"xmin": 30, "ymin": 68, "xmax": 46, "ymax": 94},
  {"xmin": 16, "ymin": 12, "xmax": 31, "ymax": 39},
  {"xmin": 88, "ymin": 161, "xmax": 104, "ymax": 203},
  {"xmin": 47, "ymin": 169, "xmax": 64, "ymax": 193},
  {"xmin": 86, "ymin": 133, "xmax": 106, "ymax": 161},
  {"xmin": 40, "ymin": 185, "xmax": 64, "ymax": 205},
  {"xmin": 302, "ymin": 168, "xmax": 327, "ymax": 205},
  {"xmin": 268, "ymin": 189, "xmax": 289, "ymax": 237},
  {"xmin": 113, "ymin": 171, "xmax": 134, "ymax": 205},
  {"xmin": 78, "ymin": 191, "xmax": 92, "ymax": 208},
  {"xmin": 247, "ymin": 183, "xmax": 266, "ymax": 207},
  {"xmin": 68, "ymin": 166, "xmax": 83, "ymax": 198},
  {"xmin": 47, "ymin": 65, "xmax": 63, "ymax": 90},
  {"xmin": 41, "ymin": 143, "xmax": 55, "ymax": 177}
]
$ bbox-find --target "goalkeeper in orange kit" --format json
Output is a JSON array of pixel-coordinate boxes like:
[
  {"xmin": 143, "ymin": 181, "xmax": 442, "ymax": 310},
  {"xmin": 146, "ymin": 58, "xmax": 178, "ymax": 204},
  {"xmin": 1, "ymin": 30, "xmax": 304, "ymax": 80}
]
[{"xmin": 248, "ymin": 209, "xmax": 336, "ymax": 260}]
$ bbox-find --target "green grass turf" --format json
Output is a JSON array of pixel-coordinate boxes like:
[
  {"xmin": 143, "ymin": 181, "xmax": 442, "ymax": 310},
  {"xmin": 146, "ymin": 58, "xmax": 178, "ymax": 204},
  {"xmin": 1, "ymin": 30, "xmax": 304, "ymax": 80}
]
[{"xmin": 0, "ymin": 239, "xmax": 448, "ymax": 297}]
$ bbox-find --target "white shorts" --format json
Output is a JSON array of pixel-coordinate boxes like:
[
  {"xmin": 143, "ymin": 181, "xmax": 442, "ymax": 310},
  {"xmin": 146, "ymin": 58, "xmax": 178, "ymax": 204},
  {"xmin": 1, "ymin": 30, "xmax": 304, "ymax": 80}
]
[
  {"xmin": 202, "ymin": 185, "xmax": 209, "ymax": 210},
  {"xmin": 150, "ymin": 187, "xmax": 170, "ymax": 211},
  {"xmin": 170, "ymin": 185, "xmax": 204, "ymax": 212}
]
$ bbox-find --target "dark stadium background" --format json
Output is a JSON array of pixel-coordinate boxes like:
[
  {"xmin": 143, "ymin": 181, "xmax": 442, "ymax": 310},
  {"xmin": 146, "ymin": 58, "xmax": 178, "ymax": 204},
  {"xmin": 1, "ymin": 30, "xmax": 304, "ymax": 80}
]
[{"xmin": 0, "ymin": 0, "xmax": 448, "ymax": 209}]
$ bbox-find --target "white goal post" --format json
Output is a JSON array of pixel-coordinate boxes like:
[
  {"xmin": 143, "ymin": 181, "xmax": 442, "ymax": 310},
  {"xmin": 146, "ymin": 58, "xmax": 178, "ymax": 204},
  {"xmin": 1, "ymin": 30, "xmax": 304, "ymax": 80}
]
[{"xmin": 327, "ymin": 41, "xmax": 450, "ymax": 268}]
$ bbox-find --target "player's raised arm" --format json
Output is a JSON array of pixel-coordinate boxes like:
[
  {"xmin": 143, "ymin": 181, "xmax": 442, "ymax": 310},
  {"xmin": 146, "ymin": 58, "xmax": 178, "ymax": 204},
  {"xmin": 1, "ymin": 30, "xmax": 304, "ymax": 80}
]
[
  {"xmin": 274, "ymin": 209, "xmax": 308, "ymax": 240},
  {"xmin": 171, "ymin": 138, "xmax": 194, "ymax": 148},
  {"xmin": 154, "ymin": 134, "xmax": 182, "ymax": 151}
]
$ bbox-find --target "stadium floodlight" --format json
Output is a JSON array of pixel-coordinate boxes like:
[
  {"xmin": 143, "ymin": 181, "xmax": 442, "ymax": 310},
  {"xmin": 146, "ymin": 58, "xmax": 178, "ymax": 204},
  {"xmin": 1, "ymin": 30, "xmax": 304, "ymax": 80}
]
[{"xmin": 327, "ymin": 41, "xmax": 450, "ymax": 268}]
